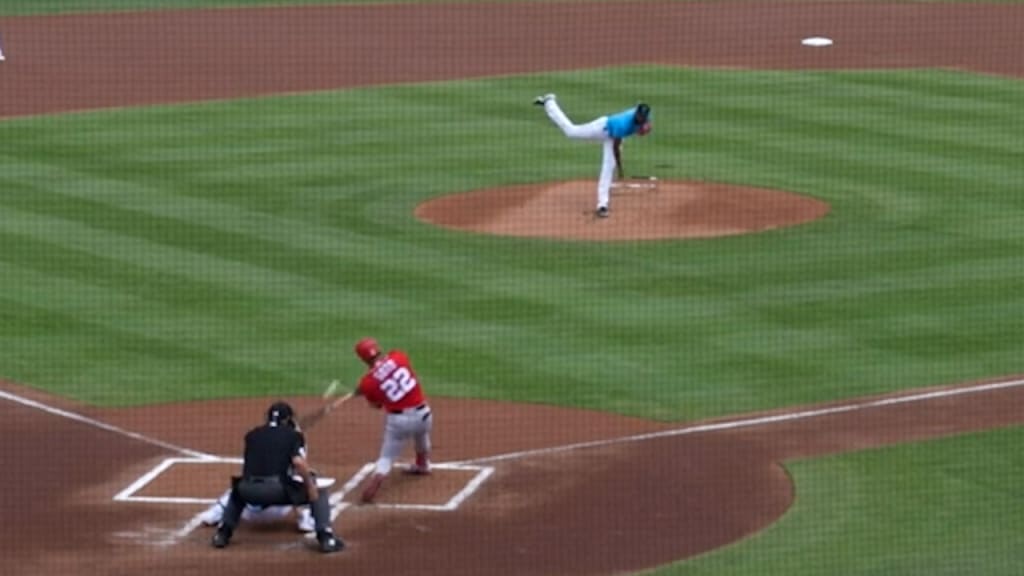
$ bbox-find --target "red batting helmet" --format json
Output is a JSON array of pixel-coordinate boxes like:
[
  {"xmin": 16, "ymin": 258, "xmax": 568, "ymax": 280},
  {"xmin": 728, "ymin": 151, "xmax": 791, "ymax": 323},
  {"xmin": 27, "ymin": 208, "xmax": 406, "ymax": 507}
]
[{"xmin": 354, "ymin": 338, "xmax": 380, "ymax": 363}]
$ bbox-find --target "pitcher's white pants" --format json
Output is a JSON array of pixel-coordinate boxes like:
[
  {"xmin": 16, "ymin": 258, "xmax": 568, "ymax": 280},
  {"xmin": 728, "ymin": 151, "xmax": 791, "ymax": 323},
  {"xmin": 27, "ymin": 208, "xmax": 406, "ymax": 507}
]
[{"xmin": 543, "ymin": 99, "xmax": 615, "ymax": 210}]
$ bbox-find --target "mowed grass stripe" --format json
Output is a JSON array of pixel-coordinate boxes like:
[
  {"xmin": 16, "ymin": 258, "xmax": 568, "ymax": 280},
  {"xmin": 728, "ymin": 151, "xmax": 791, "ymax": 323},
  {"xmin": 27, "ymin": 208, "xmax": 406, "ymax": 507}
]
[
  {"xmin": 2, "ymin": 67, "xmax": 1024, "ymax": 417},
  {"xmin": 0, "ymin": 200, "xmax": 619, "ymax": 404},
  {"xmin": 0, "ymin": 205, "xmax": 563, "ymax": 352},
  {"xmin": 0, "ymin": 230, "xmax": 355, "ymax": 370},
  {"xmin": 682, "ymin": 72, "xmax": 1024, "ymax": 192},
  {"xmin": 0, "ymin": 273, "xmax": 299, "ymax": 404},
  {"xmin": 0, "ymin": 183, "xmax": 486, "ymax": 304},
  {"xmin": 0, "ymin": 184, "xmax": 590, "ymax": 333}
]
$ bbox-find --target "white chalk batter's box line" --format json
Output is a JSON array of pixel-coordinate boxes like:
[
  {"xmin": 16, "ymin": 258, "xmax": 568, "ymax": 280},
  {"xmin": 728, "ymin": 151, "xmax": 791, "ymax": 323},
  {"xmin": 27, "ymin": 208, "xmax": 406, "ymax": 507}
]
[
  {"xmin": 114, "ymin": 457, "xmax": 494, "ymax": 513},
  {"xmin": 114, "ymin": 456, "xmax": 242, "ymax": 504}
]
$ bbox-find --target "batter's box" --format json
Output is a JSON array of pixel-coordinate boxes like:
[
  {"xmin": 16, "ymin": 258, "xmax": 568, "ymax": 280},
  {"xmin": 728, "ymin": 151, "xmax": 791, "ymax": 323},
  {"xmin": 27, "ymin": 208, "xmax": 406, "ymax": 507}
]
[
  {"xmin": 113, "ymin": 457, "xmax": 351, "ymax": 505},
  {"xmin": 114, "ymin": 457, "xmax": 242, "ymax": 504},
  {"xmin": 337, "ymin": 463, "xmax": 494, "ymax": 511}
]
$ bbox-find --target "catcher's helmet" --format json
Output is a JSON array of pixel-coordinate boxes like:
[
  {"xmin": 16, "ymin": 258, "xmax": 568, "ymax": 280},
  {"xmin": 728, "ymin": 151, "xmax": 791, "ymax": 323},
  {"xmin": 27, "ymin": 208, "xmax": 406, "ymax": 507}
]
[
  {"xmin": 355, "ymin": 338, "xmax": 381, "ymax": 363},
  {"xmin": 267, "ymin": 401, "xmax": 294, "ymax": 426}
]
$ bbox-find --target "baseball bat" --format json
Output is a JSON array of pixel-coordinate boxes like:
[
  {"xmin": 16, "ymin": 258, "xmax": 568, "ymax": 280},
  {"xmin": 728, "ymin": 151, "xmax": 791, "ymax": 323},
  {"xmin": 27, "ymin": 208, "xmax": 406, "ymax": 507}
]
[
  {"xmin": 321, "ymin": 379, "xmax": 340, "ymax": 399},
  {"xmin": 326, "ymin": 391, "xmax": 354, "ymax": 412},
  {"xmin": 297, "ymin": 386, "xmax": 353, "ymax": 430}
]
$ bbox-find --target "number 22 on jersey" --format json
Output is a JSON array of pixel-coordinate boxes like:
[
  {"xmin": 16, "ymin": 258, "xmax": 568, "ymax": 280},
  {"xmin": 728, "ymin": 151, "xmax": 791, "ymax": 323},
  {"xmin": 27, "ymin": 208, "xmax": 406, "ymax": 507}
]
[{"xmin": 380, "ymin": 367, "xmax": 417, "ymax": 402}]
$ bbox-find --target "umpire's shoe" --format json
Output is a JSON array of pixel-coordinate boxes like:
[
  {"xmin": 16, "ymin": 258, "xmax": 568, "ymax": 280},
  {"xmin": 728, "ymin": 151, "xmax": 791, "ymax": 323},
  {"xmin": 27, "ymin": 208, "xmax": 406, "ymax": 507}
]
[
  {"xmin": 211, "ymin": 528, "xmax": 231, "ymax": 549},
  {"xmin": 317, "ymin": 530, "xmax": 344, "ymax": 554}
]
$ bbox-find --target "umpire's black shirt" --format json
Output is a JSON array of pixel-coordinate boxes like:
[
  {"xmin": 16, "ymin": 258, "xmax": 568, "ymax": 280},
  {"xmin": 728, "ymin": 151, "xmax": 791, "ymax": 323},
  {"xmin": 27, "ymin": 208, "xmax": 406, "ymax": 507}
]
[{"xmin": 241, "ymin": 424, "xmax": 305, "ymax": 479}]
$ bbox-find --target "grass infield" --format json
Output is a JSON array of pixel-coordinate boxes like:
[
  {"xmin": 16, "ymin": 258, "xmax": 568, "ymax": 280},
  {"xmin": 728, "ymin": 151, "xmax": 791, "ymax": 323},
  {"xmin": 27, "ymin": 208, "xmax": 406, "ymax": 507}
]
[{"xmin": 2, "ymin": 67, "xmax": 1022, "ymax": 415}]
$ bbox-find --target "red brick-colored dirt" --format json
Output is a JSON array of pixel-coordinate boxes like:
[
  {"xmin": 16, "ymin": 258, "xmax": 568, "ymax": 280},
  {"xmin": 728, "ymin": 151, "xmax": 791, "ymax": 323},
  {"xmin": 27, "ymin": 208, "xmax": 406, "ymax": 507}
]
[
  {"xmin": 4, "ymin": 378, "xmax": 1024, "ymax": 576},
  {"xmin": 416, "ymin": 180, "xmax": 830, "ymax": 240},
  {"xmin": 3, "ymin": 2, "xmax": 1024, "ymax": 575}
]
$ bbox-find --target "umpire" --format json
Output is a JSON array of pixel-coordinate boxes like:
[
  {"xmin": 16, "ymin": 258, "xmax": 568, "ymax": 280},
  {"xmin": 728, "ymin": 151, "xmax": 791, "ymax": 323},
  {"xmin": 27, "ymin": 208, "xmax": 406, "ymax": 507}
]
[{"xmin": 212, "ymin": 401, "xmax": 343, "ymax": 553}]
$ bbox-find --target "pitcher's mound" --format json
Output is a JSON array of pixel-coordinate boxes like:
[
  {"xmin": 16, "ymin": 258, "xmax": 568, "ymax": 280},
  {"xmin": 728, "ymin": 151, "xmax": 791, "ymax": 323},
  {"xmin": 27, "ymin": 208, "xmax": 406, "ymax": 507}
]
[{"xmin": 416, "ymin": 180, "xmax": 829, "ymax": 241}]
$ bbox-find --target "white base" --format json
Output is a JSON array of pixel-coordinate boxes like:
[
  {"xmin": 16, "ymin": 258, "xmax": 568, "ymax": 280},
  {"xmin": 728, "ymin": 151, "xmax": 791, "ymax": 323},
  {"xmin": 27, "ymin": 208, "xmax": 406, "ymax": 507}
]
[{"xmin": 801, "ymin": 36, "xmax": 833, "ymax": 47}]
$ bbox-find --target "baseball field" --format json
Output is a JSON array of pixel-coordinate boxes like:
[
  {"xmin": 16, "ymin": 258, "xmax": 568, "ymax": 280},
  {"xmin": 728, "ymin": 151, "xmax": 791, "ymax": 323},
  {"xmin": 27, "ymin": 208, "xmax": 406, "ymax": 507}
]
[{"xmin": 2, "ymin": 1, "xmax": 1024, "ymax": 574}]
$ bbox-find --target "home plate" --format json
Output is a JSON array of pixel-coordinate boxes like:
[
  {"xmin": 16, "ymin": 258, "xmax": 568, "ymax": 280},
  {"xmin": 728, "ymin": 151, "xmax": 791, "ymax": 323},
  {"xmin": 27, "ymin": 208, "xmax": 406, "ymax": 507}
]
[{"xmin": 801, "ymin": 36, "xmax": 833, "ymax": 47}]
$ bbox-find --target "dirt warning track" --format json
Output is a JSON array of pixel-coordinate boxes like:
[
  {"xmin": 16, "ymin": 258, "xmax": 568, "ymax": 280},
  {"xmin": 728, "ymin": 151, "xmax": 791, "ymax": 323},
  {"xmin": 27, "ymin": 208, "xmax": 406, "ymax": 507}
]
[{"xmin": 2, "ymin": 2, "xmax": 1024, "ymax": 119}]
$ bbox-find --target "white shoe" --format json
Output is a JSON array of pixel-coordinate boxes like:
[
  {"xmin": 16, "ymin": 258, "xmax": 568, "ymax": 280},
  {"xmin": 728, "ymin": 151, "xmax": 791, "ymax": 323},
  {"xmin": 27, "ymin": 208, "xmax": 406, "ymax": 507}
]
[
  {"xmin": 296, "ymin": 509, "xmax": 315, "ymax": 533},
  {"xmin": 198, "ymin": 503, "xmax": 224, "ymax": 526},
  {"xmin": 0, "ymin": 54, "xmax": 6, "ymax": 62},
  {"xmin": 533, "ymin": 93, "xmax": 555, "ymax": 106}
]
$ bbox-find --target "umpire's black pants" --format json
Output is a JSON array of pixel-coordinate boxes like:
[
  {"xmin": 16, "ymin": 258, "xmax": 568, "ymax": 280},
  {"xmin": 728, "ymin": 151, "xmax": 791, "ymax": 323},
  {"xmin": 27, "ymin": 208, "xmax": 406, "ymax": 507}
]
[{"xmin": 219, "ymin": 475, "xmax": 332, "ymax": 534}]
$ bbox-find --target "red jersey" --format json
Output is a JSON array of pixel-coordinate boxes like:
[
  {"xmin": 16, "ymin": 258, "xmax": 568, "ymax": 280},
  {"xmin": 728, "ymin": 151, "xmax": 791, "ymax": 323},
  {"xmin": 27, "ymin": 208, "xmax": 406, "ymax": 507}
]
[{"xmin": 358, "ymin": 350, "xmax": 425, "ymax": 411}]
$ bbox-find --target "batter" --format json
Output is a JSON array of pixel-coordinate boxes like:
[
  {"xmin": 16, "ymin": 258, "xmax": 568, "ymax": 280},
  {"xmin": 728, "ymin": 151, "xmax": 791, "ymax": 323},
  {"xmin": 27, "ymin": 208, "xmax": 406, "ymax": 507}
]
[{"xmin": 350, "ymin": 337, "xmax": 433, "ymax": 503}]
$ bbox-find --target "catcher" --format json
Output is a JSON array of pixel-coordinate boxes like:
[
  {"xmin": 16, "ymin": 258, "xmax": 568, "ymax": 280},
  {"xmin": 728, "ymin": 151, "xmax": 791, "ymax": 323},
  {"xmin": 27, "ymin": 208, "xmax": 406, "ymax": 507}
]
[
  {"xmin": 211, "ymin": 401, "xmax": 343, "ymax": 553},
  {"xmin": 198, "ymin": 477, "xmax": 337, "ymax": 532}
]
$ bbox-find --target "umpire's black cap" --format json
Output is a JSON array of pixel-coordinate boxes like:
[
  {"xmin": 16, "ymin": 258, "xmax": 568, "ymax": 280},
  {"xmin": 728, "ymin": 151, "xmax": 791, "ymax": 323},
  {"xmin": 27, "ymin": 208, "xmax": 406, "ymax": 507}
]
[{"xmin": 267, "ymin": 401, "xmax": 294, "ymax": 426}]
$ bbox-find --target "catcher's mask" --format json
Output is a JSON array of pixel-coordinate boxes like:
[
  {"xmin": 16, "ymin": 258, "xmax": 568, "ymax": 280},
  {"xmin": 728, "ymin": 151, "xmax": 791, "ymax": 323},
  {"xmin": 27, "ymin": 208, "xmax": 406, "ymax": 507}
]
[
  {"xmin": 634, "ymin": 103, "xmax": 651, "ymax": 124},
  {"xmin": 267, "ymin": 401, "xmax": 294, "ymax": 427},
  {"xmin": 355, "ymin": 338, "xmax": 381, "ymax": 364}
]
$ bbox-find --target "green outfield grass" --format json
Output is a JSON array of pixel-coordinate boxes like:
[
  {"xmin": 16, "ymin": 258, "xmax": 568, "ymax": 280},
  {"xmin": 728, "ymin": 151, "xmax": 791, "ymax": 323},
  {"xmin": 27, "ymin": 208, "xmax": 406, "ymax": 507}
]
[{"xmin": 2, "ymin": 64, "xmax": 1024, "ymax": 575}]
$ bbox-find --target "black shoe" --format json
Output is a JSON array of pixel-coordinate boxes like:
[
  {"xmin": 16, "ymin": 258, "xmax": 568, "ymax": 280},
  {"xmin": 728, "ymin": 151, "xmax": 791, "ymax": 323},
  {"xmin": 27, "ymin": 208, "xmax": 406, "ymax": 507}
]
[
  {"xmin": 533, "ymin": 93, "xmax": 555, "ymax": 106},
  {"xmin": 317, "ymin": 531, "xmax": 344, "ymax": 554},
  {"xmin": 596, "ymin": 206, "xmax": 609, "ymax": 218},
  {"xmin": 211, "ymin": 529, "xmax": 231, "ymax": 549}
]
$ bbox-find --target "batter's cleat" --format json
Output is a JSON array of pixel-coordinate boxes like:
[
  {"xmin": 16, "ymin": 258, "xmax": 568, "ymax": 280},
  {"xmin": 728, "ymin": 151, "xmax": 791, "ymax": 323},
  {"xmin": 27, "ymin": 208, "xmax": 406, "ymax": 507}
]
[
  {"xmin": 533, "ymin": 93, "xmax": 555, "ymax": 106},
  {"xmin": 360, "ymin": 474, "xmax": 385, "ymax": 504},
  {"xmin": 596, "ymin": 206, "xmax": 610, "ymax": 218},
  {"xmin": 403, "ymin": 464, "xmax": 431, "ymax": 476},
  {"xmin": 317, "ymin": 531, "xmax": 344, "ymax": 554},
  {"xmin": 211, "ymin": 528, "xmax": 231, "ymax": 549}
]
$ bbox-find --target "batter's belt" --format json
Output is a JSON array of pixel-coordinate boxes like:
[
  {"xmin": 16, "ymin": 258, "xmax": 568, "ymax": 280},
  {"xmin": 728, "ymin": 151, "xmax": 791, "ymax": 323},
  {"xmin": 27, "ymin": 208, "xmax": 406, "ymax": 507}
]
[{"xmin": 387, "ymin": 404, "xmax": 431, "ymax": 421}]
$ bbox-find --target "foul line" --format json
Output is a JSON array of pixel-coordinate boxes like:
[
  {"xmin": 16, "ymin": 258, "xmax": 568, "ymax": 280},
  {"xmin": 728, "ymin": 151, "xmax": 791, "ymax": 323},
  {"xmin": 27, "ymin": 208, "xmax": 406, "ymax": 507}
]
[
  {"xmin": 0, "ymin": 389, "xmax": 217, "ymax": 460},
  {"xmin": 456, "ymin": 377, "xmax": 1024, "ymax": 466}
]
